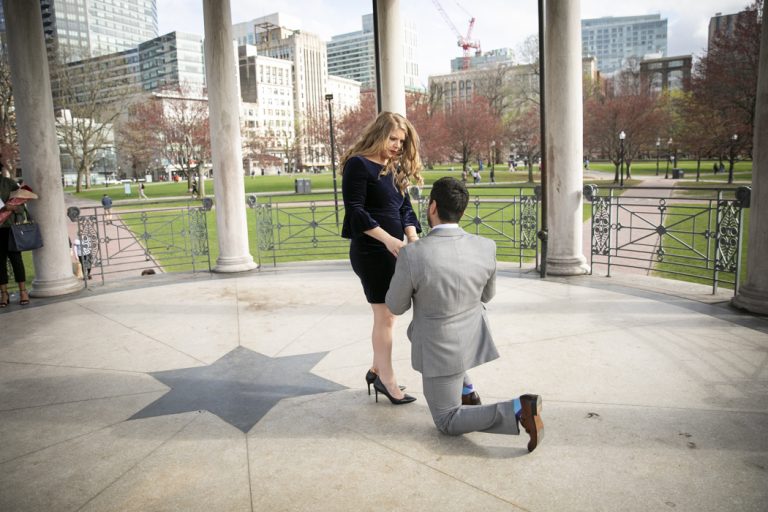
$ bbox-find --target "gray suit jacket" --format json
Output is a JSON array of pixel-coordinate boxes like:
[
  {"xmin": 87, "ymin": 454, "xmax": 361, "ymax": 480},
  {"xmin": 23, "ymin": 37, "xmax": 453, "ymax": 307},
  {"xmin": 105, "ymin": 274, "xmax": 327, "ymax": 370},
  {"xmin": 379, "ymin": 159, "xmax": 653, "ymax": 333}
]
[{"xmin": 385, "ymin": 226, "xmax": 499, "ymax": 378}]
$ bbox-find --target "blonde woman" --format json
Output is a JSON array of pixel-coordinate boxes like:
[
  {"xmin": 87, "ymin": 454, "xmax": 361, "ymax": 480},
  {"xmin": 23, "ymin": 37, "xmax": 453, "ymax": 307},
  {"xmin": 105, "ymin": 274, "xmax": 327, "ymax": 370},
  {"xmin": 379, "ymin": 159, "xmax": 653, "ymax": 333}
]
[{"xmin": 341, "ymin": 112, "xmax": 423, "ymax": 405}]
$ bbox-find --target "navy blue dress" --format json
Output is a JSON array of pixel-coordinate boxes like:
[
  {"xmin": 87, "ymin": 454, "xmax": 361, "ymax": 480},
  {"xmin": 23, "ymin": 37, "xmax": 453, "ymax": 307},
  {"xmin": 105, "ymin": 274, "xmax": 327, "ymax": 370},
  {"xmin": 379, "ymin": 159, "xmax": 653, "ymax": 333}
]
[{"xmin": 341, "ymin": 156, "xmax": 421, "ymax": 303}]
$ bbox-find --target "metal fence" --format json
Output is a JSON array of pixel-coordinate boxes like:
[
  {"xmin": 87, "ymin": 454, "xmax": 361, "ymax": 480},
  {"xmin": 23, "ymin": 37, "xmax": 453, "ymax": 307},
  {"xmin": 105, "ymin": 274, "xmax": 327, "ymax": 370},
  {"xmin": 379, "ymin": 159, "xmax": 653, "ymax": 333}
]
[
  {"xmin": 67, "ymin": 202, "xmax": 211, "ymax": 285},
  {"xmin": 248, "ymin": 185, "xmax": 541, "ymax": 267},
  {"xmin": 586, "ymin": 184, "xmax": 751, "ymax": 294}
]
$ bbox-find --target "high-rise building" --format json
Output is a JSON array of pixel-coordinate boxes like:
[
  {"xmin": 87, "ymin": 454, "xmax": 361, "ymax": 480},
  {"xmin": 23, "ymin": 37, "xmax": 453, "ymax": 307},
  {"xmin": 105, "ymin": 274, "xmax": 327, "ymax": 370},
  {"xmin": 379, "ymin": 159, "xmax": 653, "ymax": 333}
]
[
  {"xmin": 233, "ymin": 13, "xmax": 330, "ymax": 169},
  {"xmin": 0, "ymin": 1, "xmax": 158, "ymax": 62},
  {"xmin": 708, "ymin": 10, "xmax": 757, "ymax": 51},
  {"xmin": 450, "ymin": 48, "xmax": 515, "ymax": 73},
  {"xmin": 238, "ymin": 44, "xmax": 295, "ymax": 173},
  {"xmin": 581, "ymin": 15, "xmax": 668, "ymax": 75},
  {"xmin": 327, "ymin": 13, "xmax": 420, "ymax": 91},
  {"xmin": 138, "ymin": 32, "xmax": 205, "ymax": 94}
]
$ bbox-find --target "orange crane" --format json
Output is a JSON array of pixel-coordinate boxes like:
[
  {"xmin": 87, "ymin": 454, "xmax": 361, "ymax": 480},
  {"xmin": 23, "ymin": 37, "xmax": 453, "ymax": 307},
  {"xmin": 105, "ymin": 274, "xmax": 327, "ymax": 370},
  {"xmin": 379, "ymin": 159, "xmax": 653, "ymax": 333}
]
[{"xmin": 432, "ymin": 0, "xmax": 481, "ymax": 70}]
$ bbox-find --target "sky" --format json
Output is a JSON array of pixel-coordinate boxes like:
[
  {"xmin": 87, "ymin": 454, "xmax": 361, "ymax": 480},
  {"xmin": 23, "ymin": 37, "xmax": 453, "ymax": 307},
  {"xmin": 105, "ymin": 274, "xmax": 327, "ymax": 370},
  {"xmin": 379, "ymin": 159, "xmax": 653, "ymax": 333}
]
[{"xmin": 158, "ymin": 0, "xmax": 750, "ymax": 87}]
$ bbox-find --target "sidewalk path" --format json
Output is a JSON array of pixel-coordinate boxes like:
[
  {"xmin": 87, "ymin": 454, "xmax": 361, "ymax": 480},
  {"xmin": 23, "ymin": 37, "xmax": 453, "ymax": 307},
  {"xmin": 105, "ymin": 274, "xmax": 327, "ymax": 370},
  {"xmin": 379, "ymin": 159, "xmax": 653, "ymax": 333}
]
[{"xmin": 0, "ymin": 263, "xmax": 765, "ymax": 511}]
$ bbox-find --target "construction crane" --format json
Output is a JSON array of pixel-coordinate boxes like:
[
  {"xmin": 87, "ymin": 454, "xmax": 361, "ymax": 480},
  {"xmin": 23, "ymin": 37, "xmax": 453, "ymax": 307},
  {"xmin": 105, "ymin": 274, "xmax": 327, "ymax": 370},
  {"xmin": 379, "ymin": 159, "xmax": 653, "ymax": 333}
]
[{"xmin": 431, "ymin": 0, "xmax": 481, "ymax": 70}]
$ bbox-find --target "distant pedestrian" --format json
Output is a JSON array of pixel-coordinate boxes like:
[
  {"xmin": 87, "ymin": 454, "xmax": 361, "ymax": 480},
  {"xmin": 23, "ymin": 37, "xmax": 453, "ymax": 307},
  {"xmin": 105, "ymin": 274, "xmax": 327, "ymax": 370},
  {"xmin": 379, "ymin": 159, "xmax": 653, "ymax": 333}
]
[
  {"xmin": 139, "ymin": 182, "xmax": 148, "ymax": 199},
  {"xmin": 489, "ymin": 167, "xmax": 495, "ymax": 184},
  {"xmin": 101, "ymin": 193, "xmax": 113, "ymax": 221},
  {"xmin": 191, "ymin": 181, "xmax": 199, "ymax": 198},
  {"xmin": 713, "ymin": 162, "xmax": 719, "ymax": 174}
]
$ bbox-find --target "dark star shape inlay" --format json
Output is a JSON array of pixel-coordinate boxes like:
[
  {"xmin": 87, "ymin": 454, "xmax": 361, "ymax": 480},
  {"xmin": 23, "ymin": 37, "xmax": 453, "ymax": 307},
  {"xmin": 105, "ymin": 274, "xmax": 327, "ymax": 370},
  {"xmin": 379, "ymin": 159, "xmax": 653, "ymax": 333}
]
[{"xmin": 130, "ymin": 346, "xmax": 346, "ymax": 432}]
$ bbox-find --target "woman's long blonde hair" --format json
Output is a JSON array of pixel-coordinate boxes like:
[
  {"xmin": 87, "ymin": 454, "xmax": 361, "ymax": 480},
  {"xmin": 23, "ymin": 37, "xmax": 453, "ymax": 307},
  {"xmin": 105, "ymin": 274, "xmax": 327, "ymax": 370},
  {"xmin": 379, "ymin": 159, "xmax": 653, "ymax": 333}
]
[{"xmin": 340, "ymin": 111, "xmax": 423, "ymax": 194}]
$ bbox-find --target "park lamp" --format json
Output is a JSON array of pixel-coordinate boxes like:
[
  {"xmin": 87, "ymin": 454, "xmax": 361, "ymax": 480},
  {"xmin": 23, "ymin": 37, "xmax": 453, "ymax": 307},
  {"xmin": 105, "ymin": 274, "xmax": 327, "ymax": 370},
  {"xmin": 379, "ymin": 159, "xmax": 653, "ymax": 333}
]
[
  {"xmin": 732, "ymin": 133, "xmax": 738, "ymax": 142},
  {"xmin": 656, "ymin": 138, "xmax": 660, "ymax": 148},
  {"xmin": 619, "ymin": 131, "xmax": 626, "ymax": 141}
]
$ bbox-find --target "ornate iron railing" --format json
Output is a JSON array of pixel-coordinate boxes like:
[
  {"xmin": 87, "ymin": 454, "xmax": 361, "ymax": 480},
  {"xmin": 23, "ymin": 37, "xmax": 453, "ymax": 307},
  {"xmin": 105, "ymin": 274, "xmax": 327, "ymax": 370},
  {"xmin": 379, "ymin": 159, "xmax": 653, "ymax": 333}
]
[
  {"xmin": 585, "ymin": 184, "xmax": 750, "ymax": 294},
  {"xmin": 67, "ymin": 203, "xmax": 211, "ymax": 285},
  {"xmin": 249, "ymin": 185, "xmax": 540, "ymax": 267}
]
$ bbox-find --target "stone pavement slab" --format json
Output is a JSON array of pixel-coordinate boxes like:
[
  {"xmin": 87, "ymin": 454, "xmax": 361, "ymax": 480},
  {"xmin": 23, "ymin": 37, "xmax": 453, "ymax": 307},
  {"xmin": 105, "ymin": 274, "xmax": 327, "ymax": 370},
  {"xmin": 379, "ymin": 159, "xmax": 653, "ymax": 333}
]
[{"xmin": 0, "ymin": 262, "xmax": 766, "ymax": 511}]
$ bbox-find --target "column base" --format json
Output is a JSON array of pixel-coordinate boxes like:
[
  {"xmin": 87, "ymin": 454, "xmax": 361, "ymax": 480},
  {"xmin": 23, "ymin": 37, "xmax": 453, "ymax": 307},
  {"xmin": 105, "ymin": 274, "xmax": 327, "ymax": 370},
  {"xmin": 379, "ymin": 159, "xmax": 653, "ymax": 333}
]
[
  {"xmin": 30, "ymin": 275, "xmax": 84, "ymax": 297},
  {"xmin": 545, "ymin": 256, "xmax": 590, "ymax": 276},
  {"xmin": 731, "ymin": 284, "xmax": 768, "ymax": 315},
  {"xmin": 213, "ymin": 255, "xmax": 259, "ymax": 273}
]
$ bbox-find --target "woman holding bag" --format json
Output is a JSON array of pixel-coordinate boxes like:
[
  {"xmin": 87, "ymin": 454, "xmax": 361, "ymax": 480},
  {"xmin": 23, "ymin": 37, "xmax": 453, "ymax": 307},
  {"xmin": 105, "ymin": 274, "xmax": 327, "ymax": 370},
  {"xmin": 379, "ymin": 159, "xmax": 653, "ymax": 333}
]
[{"xmin": 0, "ymin": 172, "xmax": 30, "ymax": 307}]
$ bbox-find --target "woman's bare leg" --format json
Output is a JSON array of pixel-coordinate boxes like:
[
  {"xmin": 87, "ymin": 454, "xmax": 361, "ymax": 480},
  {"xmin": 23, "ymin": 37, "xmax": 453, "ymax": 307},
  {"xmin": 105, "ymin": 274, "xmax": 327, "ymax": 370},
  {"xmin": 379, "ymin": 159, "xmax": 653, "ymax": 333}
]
[{"xmin": 370, "ymin": 303, "xmax": 403, "ymax": 399}]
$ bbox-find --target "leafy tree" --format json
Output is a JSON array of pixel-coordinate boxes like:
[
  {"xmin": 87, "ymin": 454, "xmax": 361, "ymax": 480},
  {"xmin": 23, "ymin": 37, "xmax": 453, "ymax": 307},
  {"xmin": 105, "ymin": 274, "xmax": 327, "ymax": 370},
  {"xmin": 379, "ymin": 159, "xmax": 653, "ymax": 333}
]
[
  {"xmin": 0, "ymin": 51, "xmax": 18, "ymax": 175},
  {"xmin": 508, "ymin": 104, "xmax": 540, "ymax": 182},
  {"xmin": 443, "ymin": 97, "xmax": 499, "ymax": 173},
  {"xmin": 119, "ymin": 86, "xmax": 210, "ymax": 194},
  {"xmin": 691, "ymin": 0, "xmax": 762, "ymax": 182},
  {"xmin": 406, "ymin": 91, "xmax": 449, "ymax": 168},
  {"xmin": 50, "ymin": 50, "xmax": 134, "ymax": 192}
]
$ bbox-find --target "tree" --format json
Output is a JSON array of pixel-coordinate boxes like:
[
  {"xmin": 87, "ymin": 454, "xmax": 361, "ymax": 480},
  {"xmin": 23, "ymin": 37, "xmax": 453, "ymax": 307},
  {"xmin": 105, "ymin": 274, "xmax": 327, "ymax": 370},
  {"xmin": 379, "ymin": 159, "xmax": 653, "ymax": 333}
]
[
  {"xmin": 443, "ymin": 97, "xmax": 499, "ymax": 173},
  {"xmin": 584, "ymin": 92, "xmax": 667, "ymax": 181},
  {"xmin": 508, "ymin": 105, "xmax": 541, "ymax": 182},
  {"xmin": 119, "ymin": 86, "xmax": 210, "ymax": 194},
  {"xmin": 406, "ymin": 91, "xmax": 449, "ymax": 168},
  {"xmin": 336, "ymin": 91, "xmax": 376, "ymax": 158},
  {"xmin": 691, "ymin": 0, "xmax": 762, "ymax": 164},
  {"xmin": 0, "ymin": 51, "xmax": 18, "ymax": 175},
  {"xmin": 50, "ymin": 50, "xmax": 134, "ymax": 192}
]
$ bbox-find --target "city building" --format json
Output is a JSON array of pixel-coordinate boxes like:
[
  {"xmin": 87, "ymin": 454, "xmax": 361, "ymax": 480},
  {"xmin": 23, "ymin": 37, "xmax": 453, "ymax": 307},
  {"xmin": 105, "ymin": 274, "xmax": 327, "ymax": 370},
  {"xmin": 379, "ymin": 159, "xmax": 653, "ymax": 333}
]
[
  {"xmin": 238, "ymin": 44, "xmax": 295, "ymax": 175},
  {"xmin": 326, "ymin": 75, "xmax": 361, "ymax": 116},
  {"xmin": 581, "ymin": 14, "xmax": 668, "ymax": 75},
  {"xmin": 138, "ymin": 32, "xmax": 205, "ymax": 94},
  {"xmin": 0, "ymin": 0, "xmax": 158, "ymax": 62},
  {"xmin": 640, "ymin": 54, "xmax": 692, "ymax": 94},
  {"xmin": 450, "ymin": 48, "xmax": 515, "ymax": 72},
  {"xmin": 327, "ymin": 13, "xmax": 420, "ymax": 91},
  {"xmin": 708, "ymin": 9, "xmax": 758, "ymax": 51},
  {"xmin": 233, "ymin": 13, "xmax": 330, "ymax": 170}
]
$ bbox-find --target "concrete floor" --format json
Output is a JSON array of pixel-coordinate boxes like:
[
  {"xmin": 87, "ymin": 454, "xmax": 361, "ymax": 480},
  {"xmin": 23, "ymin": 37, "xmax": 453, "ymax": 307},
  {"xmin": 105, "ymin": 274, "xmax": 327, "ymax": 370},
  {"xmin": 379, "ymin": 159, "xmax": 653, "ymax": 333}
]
[{"xmin": 1, "ymin": 262, "xmax": 766, "ymax": 512}]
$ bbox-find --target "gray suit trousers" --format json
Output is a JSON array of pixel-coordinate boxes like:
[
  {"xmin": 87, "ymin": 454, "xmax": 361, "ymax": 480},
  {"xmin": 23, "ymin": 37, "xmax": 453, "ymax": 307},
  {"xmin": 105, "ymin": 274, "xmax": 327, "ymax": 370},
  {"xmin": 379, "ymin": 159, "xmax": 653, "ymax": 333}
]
[{"xmin": 422, "ymin": 372, "xmax": 520, "ymax": 436}]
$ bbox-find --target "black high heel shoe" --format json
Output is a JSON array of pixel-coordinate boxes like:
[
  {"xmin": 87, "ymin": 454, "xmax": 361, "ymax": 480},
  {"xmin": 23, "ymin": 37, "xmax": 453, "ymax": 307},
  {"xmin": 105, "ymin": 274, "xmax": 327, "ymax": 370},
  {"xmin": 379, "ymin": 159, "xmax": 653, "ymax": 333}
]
[
  {"xmin": 373, "ymin": 377, "xmax": 416, "ymax": 405},
  {"xmin": 365, "ymin": 370, "xmax": 406, "ymax": 395}
]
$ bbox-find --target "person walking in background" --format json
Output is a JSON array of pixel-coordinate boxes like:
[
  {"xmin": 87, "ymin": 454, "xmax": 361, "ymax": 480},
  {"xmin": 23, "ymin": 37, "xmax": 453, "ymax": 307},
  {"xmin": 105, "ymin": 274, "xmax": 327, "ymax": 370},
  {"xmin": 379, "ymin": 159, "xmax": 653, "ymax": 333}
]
[
  {"xmin": 341, "ymin": 111, "xmax": 423, "ymax": 405},
  {"xmin": 139, "ymin": 182, "xmax": 148, "ymax": 200},
  {"xmin": 73, "ymin": 236, "xmax": 92, "ymax": 280},
  {"xmin": 101, "ymin": 193, "xmax": 113, "ymax": 221},
  {"xmin": 0, "ymin": 171, "xmax": 30, "ymax": 307},
  {"xmin": 386, "ymin": 177, "xmax": 544, "ymax": 452}
]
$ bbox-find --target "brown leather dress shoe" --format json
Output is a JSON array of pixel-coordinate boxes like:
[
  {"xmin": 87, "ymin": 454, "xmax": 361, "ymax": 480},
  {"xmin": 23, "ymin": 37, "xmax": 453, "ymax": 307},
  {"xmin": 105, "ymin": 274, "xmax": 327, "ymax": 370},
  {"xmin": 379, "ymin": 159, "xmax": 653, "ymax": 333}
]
[
  {"xmin": 461, "ymin": 391, "xmax": 482, "ymax": 405},
  {"xmin": 519, "ymin": 394, "xmax": 544, "ymax": 452}
]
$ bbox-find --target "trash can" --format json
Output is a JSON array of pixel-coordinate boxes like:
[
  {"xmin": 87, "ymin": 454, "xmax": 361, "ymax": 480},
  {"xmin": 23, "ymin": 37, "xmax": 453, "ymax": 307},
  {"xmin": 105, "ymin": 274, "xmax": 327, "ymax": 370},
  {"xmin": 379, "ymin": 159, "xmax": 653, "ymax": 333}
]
[
  {"xmin": 672, "ymin": 168, "xmax": 684, "ymax": 179},
  {"xmin": 294, "ymin": 178, "xmax": 311, "ymax": 193}
]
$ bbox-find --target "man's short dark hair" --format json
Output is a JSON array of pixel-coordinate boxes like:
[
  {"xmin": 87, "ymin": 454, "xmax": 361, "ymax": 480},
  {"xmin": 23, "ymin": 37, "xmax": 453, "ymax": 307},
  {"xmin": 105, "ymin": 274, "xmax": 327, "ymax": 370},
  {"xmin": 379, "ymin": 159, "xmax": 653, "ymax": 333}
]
[{"xmin": 429, "ymin": 177, "xmax": 468, "ymax": 223}]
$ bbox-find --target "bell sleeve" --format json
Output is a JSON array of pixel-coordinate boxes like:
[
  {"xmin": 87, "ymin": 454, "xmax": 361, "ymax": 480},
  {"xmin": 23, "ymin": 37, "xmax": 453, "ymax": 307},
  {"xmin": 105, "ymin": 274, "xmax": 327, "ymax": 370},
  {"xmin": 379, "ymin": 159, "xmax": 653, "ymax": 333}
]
[
  {"xmin": 399, "ymin": 189, "xmax": 422, "ymax": 233},
  {"xmin": 341, "ymin": 157, "xmax": 379, "ymax": 238}
]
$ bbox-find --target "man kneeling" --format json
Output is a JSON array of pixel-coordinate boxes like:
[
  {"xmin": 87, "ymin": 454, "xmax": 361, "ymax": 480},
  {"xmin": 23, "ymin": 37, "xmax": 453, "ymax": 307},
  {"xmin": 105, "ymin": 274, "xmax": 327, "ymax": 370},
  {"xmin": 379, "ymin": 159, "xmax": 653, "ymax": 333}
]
[{"xmin": 385, "ymin": 177, "xmax": 544, "ymax": 452}]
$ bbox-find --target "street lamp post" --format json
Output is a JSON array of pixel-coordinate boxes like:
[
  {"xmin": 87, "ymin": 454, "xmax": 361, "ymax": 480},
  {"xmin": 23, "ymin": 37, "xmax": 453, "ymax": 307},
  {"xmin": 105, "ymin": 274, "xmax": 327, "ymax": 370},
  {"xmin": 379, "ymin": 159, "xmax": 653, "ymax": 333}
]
[
  {"xmin": 655, "ymin": 138, "xmax": 661, "ymax": 176},
  {"xmin": 325, "ymin": 93, "xmax": 340, "ymax": 228},
  {"xmin": 619, "ymin": 131, "xmax": 626, "ymax": 187},
  {"xmin": 728, "ymin": 133, "xmax": 738, "ymax": 184},
  {"xmin": 665, "ymin": 138, "xmax": 673, "ymax": 179}
]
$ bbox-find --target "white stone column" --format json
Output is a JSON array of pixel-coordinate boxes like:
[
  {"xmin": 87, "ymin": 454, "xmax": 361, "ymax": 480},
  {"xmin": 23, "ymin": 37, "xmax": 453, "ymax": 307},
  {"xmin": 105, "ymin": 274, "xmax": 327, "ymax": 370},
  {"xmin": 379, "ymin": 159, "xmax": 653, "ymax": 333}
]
[
  {"xmin": 732, "ymin": 19, "xmax": 768, "ymax": 314},
  {"xmin": 543, "ymin": 0, "xmax": 589, "ymax": 275},
  {"xmin": 2, "ymin": 0, "xmax": 82, "ymax": 296},
  {"xmin": 375, "ymin": 0, "xmax": 406, "ymax": 115},
  {"xmin": 202, "ymin": 0, "xmax": 257, "ymax": 272}
]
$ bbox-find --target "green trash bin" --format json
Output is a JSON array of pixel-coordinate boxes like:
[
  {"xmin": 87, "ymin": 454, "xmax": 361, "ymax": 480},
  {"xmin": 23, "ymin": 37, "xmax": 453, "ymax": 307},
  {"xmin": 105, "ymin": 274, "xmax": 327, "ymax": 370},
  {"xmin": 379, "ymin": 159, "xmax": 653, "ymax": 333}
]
[{"xmin": 672, "ymin": 168, "xmax": 684, "ymax": 179}]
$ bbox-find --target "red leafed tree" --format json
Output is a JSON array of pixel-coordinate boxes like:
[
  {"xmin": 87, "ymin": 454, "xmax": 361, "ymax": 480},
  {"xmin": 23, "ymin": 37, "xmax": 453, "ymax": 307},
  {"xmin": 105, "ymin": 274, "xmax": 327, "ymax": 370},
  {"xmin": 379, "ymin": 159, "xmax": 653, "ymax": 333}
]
[
  {"xmin": 443, "ymin": 97, "xmax": 499, "ymax": 173},
  {"xmin": 119, "ymin": 86, "xmax": 210, "ymax": 194},
  {"xmin": 508, "ymin": 105, "xmax": 540, "ymax": 182},
  {"xmin": 0, "ymin": 52, "xmax": 18, "ymax": 175},
  {"xmin": 584, "ymin": 92, "xmax": 667, "ymax": 181},
  {"xmin": 336, "ymin": 91, "xmax": 377, "ymax": 158},
  {"xmin": 691, "ymin": 0, "xmax": 762, "ymax": 160},
  {"xmin": 406, "ymin": 91, "xmax": 449, "ymax": 168}
]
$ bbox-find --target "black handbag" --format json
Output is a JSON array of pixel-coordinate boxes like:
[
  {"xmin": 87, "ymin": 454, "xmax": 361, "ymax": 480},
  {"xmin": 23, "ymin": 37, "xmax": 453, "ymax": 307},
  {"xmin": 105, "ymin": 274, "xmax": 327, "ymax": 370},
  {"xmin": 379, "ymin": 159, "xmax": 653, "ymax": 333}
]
[{"xmin": 8, "ymin": 208, "xmax": 43, "ymax": 252}]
